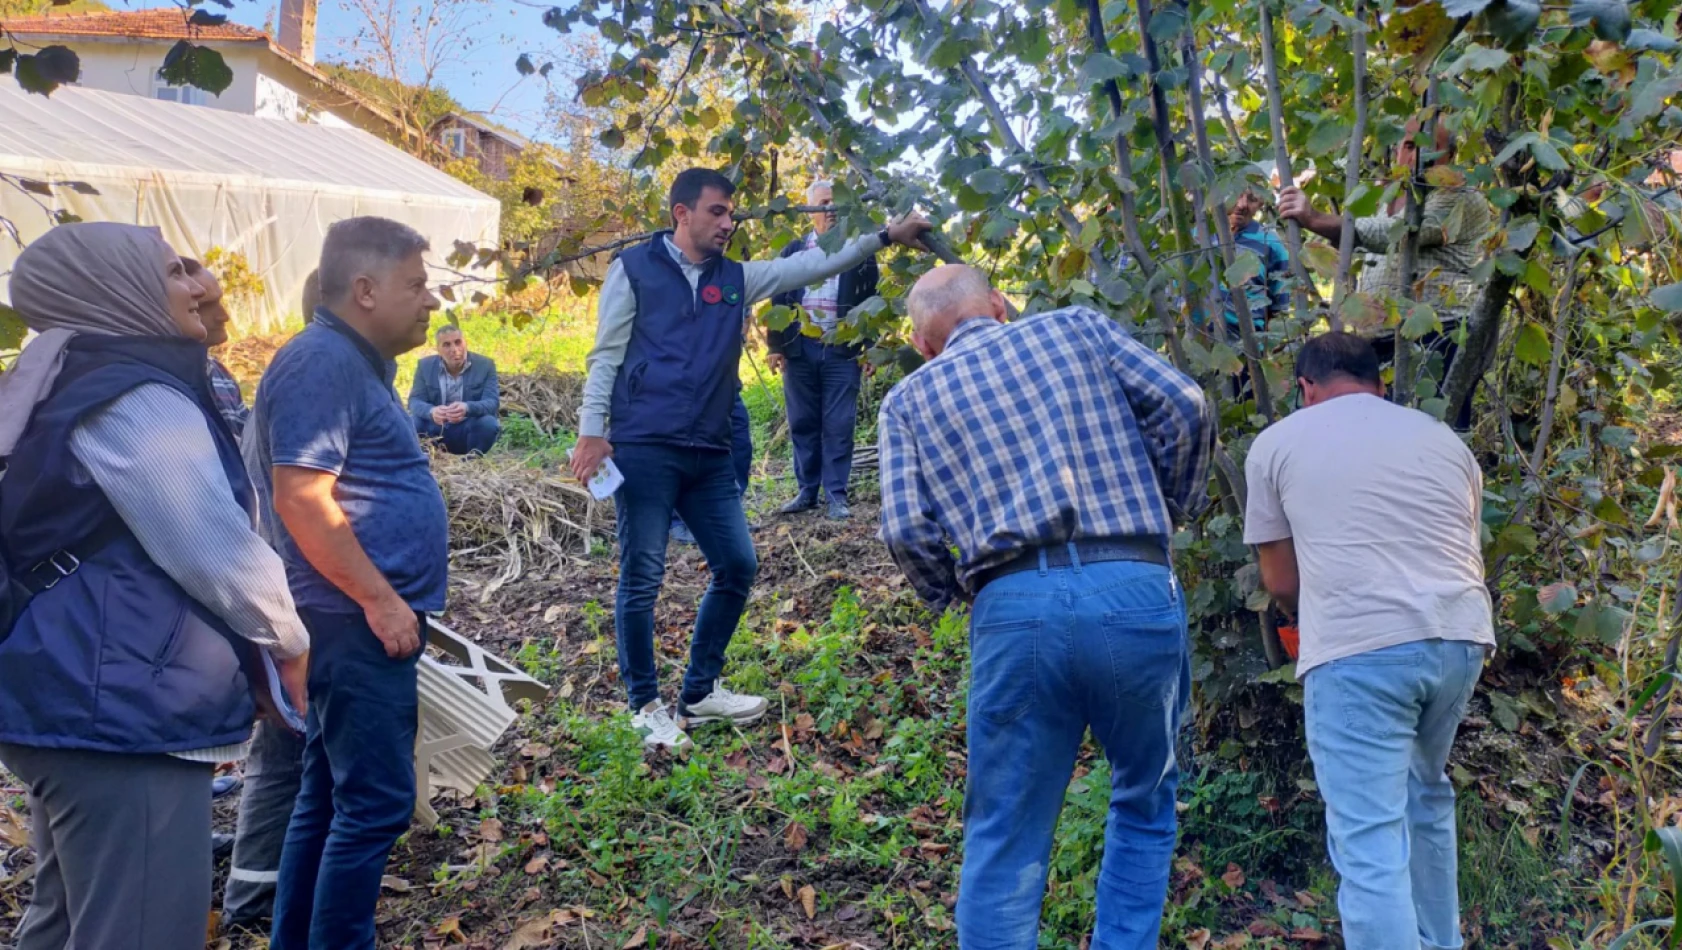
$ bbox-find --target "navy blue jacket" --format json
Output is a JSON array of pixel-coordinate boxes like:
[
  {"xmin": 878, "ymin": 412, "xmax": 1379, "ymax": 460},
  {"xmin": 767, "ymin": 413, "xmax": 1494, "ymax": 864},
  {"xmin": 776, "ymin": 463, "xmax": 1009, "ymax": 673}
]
[
  {"xmin": 609, "ymin": 233, "xmax": 746, "ymax": 451},
  {"xmin": 0, "ymin": 336, "xmax": 258, "ymax": 753},
  {"xmin": 408, "ymin": 353, "xmax": 500, "ymax": 423},
  {"xmin": 766, "ymin": 237, "xmax": 880, "ymax": 358}
]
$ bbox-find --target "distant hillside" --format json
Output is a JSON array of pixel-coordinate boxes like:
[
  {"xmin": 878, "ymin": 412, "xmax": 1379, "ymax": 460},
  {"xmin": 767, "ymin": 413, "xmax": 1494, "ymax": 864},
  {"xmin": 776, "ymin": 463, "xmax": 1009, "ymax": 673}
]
[{"xmin": 0, "ymin": 0, "xmax": 110, "ymax": 17}]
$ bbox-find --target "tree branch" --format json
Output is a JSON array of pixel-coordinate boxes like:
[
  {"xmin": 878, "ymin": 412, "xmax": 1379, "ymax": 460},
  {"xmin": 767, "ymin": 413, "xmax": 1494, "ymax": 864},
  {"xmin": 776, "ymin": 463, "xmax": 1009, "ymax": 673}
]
[
  {"xmin": 1183, "ymin": 26, "xmax": 1275, "ymax": 422},
  {"xmin": 1330, "ymin": 0, "xmax": 1369, "ymax": 330},
  {"xmin": 1257, "ymin": 0, "xmax": 1319, "ymax": 323}
]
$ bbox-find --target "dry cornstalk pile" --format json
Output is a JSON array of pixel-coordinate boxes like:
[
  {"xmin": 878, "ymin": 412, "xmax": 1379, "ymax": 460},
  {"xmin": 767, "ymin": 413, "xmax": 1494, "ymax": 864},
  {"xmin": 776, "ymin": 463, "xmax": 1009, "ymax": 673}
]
[
  {"xmin": 499, "ymin": 370, "xmax": 586, "ymax": 435},
  {"xmin": 432, "ymin": 452, "xmax": 609, "ymax": 598}
]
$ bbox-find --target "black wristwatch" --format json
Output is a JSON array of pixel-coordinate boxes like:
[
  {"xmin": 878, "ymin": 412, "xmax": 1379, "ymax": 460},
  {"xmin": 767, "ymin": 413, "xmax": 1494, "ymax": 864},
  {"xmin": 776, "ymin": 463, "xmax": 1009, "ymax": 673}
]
[{"xmin": 877, "ymin": 226, "xmax": 893, "ymax": 248}]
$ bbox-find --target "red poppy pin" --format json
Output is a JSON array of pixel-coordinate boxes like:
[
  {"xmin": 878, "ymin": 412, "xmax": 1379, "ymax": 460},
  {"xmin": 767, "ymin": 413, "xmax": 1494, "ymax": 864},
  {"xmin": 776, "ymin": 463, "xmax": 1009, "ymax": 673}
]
[{"xmin": 701, "ymin": 285, "xmax": 724, "ymax": 305}]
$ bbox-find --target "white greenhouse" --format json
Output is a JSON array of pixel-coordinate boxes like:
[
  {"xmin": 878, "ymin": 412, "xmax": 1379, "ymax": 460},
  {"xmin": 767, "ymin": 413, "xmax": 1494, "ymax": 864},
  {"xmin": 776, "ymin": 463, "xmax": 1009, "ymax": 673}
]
[{"xmin": 0, "ymin": 82, "xmax": 501, "ymax": 332}]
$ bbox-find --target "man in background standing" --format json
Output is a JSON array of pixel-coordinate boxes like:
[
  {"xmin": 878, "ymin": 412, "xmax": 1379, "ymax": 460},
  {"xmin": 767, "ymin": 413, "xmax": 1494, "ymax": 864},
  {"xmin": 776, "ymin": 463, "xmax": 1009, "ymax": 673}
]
[
  {"xmin": 185, "ymin": 259, "xmax": 251, "ymax": 440},
  {"xmin": 569, "ymin": 167, "xmax": 929, "ymax": 750},
  {"xmin": 409, "ymin": 324, "xmax": 501, "ymax": 456},
  {"xmin": 878, "ymin": 264, "xmax": 1212, "ymax": 950},
  {"xmin": 1244, "ymin": 332, "xmax": 1492, "ymax": 950},
  {"xmin": 766, "ymin": 180, "xmax": 880, "ymax": 521},
  {"xmin": 247, "ymin": 217, "xmax": 447, "ymax": 950}
]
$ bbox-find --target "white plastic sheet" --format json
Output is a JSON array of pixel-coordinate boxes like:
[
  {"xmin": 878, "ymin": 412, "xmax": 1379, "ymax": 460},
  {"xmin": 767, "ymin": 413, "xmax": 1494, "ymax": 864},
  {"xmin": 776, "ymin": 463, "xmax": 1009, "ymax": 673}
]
[{"xmin": 0, "ymin": 83, "xmax": 501, "ymax": 333}]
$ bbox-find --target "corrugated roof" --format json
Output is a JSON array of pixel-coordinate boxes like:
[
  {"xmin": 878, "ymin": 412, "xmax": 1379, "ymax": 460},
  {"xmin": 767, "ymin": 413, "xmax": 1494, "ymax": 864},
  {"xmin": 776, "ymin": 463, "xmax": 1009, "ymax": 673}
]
[
  {"xmin": 0, "ymin": 8, "xmax": 269, "ymax": 42},
  {"xmin": 0, "ymin": 82, "xmax": 493, "ymax": 205}
]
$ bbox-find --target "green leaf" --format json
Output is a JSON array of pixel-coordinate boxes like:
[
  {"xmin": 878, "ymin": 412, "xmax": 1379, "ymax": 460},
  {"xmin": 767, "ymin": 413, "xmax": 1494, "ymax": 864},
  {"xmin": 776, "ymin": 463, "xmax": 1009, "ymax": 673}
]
[
  {"xmin": 1346, "ymin": 183, "xmax": 1383, "ymax": 217},
  {"xmin": 1482, "ymin": 0, "xmax": 1542, "ymax": 49},
  {"xmin": 1443, "ymin": 0, "xmax": 1495, "ymax": 16},
  {"xmin": 1626, "ymin": 29, "xmax": 1681, "ymax": 52},
  {"xmin": 1515, "ymin": 322, "xmax": 1552, "ymax": 366},
  {"xmin": 1629, "ymin": 70, "xmax": 1682, "ymax": 125},
  {"xmin": 1538, "ymin": 582, "xmax": 1577, "ymax": 613},
  {"xmin": 1444, "ymin": 43, "xmax": 1511, "ymax": 77},
  {"xmin": 1305, "ymin": 118, "xmax": 1351, "ymax": 156},
  {"xmin": 158, "ymin": 41, "xmax": 232, "ymax": 96},
  {"xmin": 599, "ymin": 127, "xmax": 625, "ymax": 149},
  {"xmin": 1079, "ymin": 53, "xmax": 1129, "ymax": 87},
  {"xmin": 0, "ymin": 49, "xmax": 15, "ymax": 76},
  {"xmin": 1020, "ymin": 27, "xmax": 1053, "ymax": 64},
  {"xmin": 0, "ymin": 303, "xmax": 26, "ymax": 352},
  {"xmin": 1489, "ymin": 691, "xmax": 1522, "ymax": 731},
  {"xmin": 1504, "ymin": 218, "xmax": 1541, "ymax": 252},
  {"xmin": 1568, "ymin": 0, "xmax": 1632, "ymax": 42},
  {"xmin": 1401, "ymin": 303, "xmax": 1440, "ymax": 340},
  {"xmin": 1224, "ymin": 252, "xmax": 1261, "ymax": 288},
  {"xmin": 13, "ymin": 45, "xmax": 80, "ymax": 95},
  {"xmin": 1646, "ymin": 827, "xmax": 1682, "ymax": 938},
  {"xmin": 970, "ymin": 168, "xmax": 1010, "ymax": 195},
  {"xmin": 1302, "ymin": 243, "xmax": 1339, "ymax": 279},
  {"xmin": 1493, "ymin": 523, "xmax": 1539, "ymax": 561},
  {"xmin": 1146, "ymin": 4, "xmax": 1186, "ymax": 40},
  {"xmin": 1650, "ymin": 282, "xmax": 1682, "ymax": 312},
  {"xmin": 188, "ymin": 9, "xmax": 227, "ymax": 26},
  {"xmin": 1531, "ymin": 137, "xmax": 1568, "ymax": 171},
  {"xmin": 1600, "ymin": 426, "xmax": 1637, "ymax": 451},
  {"xmin": 698, "ymin": 106, "xmax": 719, "ymax": 129},
  {"xmin": 516, "ymin": 53, "xmax": 536, "ymax": 76}
]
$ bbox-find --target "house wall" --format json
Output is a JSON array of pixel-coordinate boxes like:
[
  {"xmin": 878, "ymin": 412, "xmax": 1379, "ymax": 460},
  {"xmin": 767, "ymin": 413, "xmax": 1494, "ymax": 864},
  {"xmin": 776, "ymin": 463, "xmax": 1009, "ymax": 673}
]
[
  {"xmin": 64, "ymin": 40, "xmax": 262, "ymax": 113},
  {"xmin": 435, "ymin": 116, "xmax": 521, "ymax": 181}
]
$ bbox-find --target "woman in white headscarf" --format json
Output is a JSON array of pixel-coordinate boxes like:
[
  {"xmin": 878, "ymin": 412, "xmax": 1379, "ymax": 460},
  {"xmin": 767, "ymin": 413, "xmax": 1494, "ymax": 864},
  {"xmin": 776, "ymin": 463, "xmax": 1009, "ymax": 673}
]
[{"xmin": 0, "ymin": 222, "xmax": 309, "ymax": 949}]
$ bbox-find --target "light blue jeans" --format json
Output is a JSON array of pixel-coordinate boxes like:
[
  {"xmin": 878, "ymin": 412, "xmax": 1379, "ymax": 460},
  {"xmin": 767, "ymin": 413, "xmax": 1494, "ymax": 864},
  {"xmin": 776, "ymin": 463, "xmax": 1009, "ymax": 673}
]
[
  {"xmin": 1304, "ymin": 638, "xmax": 1485, "ymax": 950},
  {"xmin": 957, "ymin": 554, "xmax": 1189, "ymax": 950}
]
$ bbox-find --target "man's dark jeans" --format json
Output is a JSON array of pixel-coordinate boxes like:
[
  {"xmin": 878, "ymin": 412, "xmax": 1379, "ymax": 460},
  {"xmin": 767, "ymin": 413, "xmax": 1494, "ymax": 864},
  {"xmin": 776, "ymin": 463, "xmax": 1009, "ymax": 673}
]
[
  {"xmin": 782, "ymin": 336, "xmax": 861, "ymax": 501},
  {"xmin": 417, "ymin": 415, "xmax": 500, "ymax": 455},
  {"xmin": 271, "ymin": 608, "xmax": 423, "ymax": 950},
  {"xmin": 614, "ymin": 443, "xmax": 758, "ymax": 711},
  {"xmin": 673, "ymin": 395, "xmax": 752, "ymax": 534}
]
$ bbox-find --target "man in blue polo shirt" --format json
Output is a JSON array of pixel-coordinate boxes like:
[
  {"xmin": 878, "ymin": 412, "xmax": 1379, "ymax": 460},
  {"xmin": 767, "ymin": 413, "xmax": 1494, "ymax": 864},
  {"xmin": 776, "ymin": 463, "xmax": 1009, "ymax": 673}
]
[
  {"xmin": 245, "ymin": 216, "xmax": 447, "ymax": 950},
  {"xmin": 570, "ymin": 168, "xmax": 929, "ymax": 750}
]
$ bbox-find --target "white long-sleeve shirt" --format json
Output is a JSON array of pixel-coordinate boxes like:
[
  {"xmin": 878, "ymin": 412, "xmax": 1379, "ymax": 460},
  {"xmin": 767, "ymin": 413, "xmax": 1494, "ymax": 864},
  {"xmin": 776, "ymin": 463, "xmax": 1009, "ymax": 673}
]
[{"xmin": 578, "ymin": 233, "xmax": 885, "ymax": 438}]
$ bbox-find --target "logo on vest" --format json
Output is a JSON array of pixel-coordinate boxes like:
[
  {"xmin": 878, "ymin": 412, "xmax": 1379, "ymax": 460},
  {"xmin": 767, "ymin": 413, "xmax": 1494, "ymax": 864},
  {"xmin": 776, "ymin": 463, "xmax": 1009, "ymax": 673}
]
[
  {"xmin": 702, "ymin": 285, "xmax": 724, "ymax": 305},
  {"xmin": 724, "ymin": 285, "xmax": 741, "ymax": 305}
]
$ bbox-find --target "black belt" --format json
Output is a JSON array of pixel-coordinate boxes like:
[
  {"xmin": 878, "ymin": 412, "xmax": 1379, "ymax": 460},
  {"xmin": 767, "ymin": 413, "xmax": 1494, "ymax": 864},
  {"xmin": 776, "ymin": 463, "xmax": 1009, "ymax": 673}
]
[{"xmin": 974, "ymin": 537, "xmax": 1169, "ymax": 591}]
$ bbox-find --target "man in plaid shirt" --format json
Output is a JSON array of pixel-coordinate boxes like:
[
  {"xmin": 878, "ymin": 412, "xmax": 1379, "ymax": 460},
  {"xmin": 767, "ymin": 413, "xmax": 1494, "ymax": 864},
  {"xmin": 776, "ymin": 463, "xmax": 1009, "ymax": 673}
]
[{"xmin": 877, "ymin": 264, "xmax": 1212, "ymax": 950}]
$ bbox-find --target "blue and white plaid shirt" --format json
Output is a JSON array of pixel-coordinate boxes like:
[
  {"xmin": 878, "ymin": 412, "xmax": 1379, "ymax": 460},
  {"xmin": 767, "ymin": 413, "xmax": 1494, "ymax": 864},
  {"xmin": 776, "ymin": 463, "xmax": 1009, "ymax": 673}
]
[{"xmin": 877, "ymin": 306, "xmax": 1214, "ymax": 612}]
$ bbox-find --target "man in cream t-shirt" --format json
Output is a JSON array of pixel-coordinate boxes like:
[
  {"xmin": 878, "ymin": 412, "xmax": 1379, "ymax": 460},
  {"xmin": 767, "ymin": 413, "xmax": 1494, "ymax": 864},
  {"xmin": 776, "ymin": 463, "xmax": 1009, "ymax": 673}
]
[{"xmin": 1243, "ymin": 332, "xmax": 1494, "ymax": 950}]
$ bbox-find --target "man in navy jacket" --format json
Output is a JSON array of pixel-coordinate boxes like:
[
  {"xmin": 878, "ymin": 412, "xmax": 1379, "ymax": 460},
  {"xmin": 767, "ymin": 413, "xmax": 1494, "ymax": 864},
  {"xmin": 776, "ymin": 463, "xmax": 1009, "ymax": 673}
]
[
  {"xmin": 766, "ymin": 180, "xmax": 880, "ymax": 521},
  {"xmin": 409, "ymin": 325, "xmax": 500, "ymax": 455}
]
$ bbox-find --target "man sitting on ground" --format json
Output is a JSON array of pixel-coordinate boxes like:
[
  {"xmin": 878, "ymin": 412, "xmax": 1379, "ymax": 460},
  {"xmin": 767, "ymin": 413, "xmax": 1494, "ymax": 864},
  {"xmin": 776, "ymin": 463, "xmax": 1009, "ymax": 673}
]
[
  {"xmin": 1244, "ymin": 332, "xmax": 1493, "ymax": 950},
  {"xmin": 409, "ymin": 324, "xmax": 500, "ymax": 455}
]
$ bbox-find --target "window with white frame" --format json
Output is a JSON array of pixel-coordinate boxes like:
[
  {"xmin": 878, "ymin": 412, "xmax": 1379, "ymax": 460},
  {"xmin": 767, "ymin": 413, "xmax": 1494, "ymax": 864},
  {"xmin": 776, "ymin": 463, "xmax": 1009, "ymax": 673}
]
[
  {"xmin": 154, "ymin": 73, "xmax": 206, "ymax": 106},
  {"xmin": 441, "ymin": 128, "xmax": 468, "ymax": 158}
]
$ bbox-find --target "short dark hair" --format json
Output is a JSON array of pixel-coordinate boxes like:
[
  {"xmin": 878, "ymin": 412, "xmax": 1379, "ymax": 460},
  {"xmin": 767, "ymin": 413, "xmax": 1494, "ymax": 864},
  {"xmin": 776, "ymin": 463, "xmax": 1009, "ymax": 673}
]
[
  {"xmin": 669, "ymin": 168, "xmax": 735, "ymax": 214},
  {"xmin": 318, "ymin": 216, "xmax": 430, "ymax": 306},
  {"xmin": 436, "ymin": 324, "xmax": 463, "ymax": 342},
  {"xmin": 1295, "ymin": 332, "xmax": 1381, "ymax": 386}
]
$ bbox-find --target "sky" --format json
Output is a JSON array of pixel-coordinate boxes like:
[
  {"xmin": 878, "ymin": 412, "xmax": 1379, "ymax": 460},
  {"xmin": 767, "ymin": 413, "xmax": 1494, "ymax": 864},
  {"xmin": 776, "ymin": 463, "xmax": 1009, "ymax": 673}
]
[{"xmin": 225, "ymin": 0, "xmax": 571, "ymax": 140}]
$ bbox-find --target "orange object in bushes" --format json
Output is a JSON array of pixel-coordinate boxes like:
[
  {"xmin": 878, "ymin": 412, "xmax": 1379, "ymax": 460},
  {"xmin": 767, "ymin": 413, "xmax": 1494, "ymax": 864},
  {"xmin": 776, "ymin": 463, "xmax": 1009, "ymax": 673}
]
[{"xmin": 1277, "ymin": 623, "xmax": 1300, "ymax": 661}]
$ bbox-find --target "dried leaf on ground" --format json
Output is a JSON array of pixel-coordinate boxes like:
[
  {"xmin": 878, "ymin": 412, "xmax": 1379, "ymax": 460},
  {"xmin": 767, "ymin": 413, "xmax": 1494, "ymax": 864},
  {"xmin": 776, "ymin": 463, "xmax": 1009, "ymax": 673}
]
[
  {"xmin": 799, "ymin": 884, "xmax": 817, "ymax": 919},
  {"xmin": 621, "ymin": 923, "xmax": 648, "ymax": 948},
  {"xmin": 784, "ymin": 821, "xmax": 810, "ymax": 851},
  {"xmin": 1221, "ymin": 863, "xmax": 1246, "ymax": 889}
]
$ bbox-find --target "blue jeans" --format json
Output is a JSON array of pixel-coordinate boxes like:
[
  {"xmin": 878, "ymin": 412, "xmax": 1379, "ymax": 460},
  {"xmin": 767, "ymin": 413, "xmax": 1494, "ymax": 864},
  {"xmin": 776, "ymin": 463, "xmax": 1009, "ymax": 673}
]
[
  {"xmin": 271, "ymin": 609, "xmax": 424, "ymax": 950},
  {"xmin": 782, "ymin": 337, "xmax": 861, "ymax": 501},
  {"xmin": 417, "ymin": 415, "xmax": 500, "ymax": 455},
  {"xmin": 959, "ymin": 554, "xmax": 1189, "ymax": 950},
  {"xmin": 1304, "ymin": 638, "xmax": 1485, "ymax": 950},
  {"xmin": 673, "ymin": 396, "xmax": 752, "ymax": 535},
  {"xmin": 614, "ymin": 442, "xmax": 758, "ymax": 710}
]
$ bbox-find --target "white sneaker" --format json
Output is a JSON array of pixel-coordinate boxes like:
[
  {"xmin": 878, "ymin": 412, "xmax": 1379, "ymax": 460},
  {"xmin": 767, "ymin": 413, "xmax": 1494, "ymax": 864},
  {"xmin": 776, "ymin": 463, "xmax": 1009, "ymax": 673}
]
[
  {"xmin": 631, "ymin": 701, "xmax": 691, "ymax": 750},
  {"xmin": 679, "ymin": 681, "xmax": 769, "ymax": 725}
]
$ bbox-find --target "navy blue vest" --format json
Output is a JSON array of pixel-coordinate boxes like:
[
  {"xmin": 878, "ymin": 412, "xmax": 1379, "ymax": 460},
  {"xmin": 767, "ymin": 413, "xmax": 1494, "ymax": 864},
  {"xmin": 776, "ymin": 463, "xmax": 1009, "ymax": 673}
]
[
  {"xmin": 609, "ymin": 234, "xmax": 747, "ymax": 450},
  {"xmin": 0, "ymin": 335, "xmax": 259, "ymax": 753}
]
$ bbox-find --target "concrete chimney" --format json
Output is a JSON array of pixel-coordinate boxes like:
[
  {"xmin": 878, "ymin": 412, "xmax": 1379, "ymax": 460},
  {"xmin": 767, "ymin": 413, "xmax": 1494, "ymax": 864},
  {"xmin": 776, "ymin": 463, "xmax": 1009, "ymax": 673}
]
[{"xmin": 277, "ymin": 0, "xmax": 317, "ymax": 65}]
